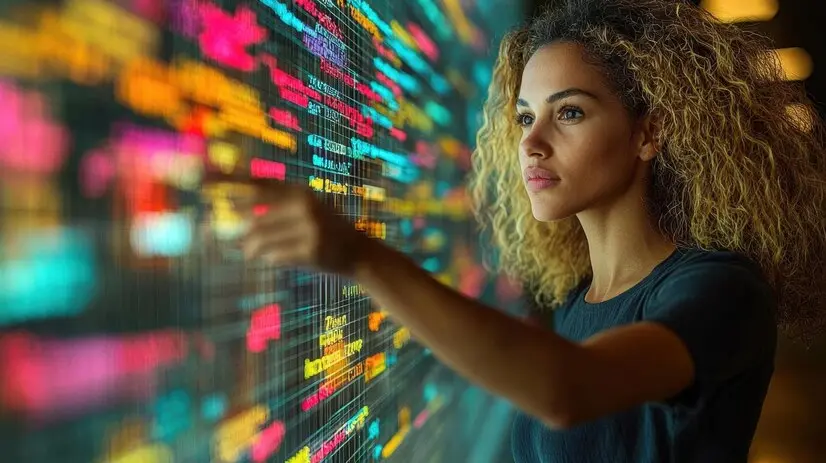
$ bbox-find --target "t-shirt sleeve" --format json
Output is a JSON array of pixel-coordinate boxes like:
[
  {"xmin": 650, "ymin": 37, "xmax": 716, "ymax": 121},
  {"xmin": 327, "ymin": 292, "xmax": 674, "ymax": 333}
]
[{"xmin": 644, "ymin": 256, "xmax": 777, "ymax": 395}]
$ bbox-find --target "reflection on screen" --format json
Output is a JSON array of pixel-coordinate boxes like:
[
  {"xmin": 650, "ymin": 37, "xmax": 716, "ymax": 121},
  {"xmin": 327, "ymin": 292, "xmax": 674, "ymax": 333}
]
[{"xmin": 0, "ymin": 0, "xmax": 526, "ymax": 461}]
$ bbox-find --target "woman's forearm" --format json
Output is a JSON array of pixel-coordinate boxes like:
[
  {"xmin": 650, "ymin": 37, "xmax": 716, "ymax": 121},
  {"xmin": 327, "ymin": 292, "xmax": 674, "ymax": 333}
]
[{"xmin": 353, "ymin": 239, "xmax": 583, "ymax": 427}]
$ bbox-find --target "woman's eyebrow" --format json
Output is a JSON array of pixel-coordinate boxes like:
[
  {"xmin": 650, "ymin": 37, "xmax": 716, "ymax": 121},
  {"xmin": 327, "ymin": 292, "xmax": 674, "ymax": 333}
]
[{"xmin": 516, "ymin": 88, "xmax": 599, "ymax": 107}]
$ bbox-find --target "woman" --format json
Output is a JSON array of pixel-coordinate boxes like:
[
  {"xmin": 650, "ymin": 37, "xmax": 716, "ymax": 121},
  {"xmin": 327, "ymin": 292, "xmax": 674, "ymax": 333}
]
[{"xmin": 231, "ymin": 0, "xmax": 826, "ymax": 461}]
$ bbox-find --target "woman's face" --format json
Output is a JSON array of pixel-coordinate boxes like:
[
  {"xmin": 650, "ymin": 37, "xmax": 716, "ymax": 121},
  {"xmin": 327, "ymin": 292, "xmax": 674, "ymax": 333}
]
[{"xmin": 517, "ymin": 41, "xmax": 652, "ymax": 222}]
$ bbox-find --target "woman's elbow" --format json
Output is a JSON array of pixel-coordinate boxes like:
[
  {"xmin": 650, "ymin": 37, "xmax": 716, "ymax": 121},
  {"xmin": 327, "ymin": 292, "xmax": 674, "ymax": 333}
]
[
  {"xmin": 534, "ymin": 341, "xmax": 593, "ymax": 429},
  {"xmin": 537, "ymin": 380, "xmax": 587, "ymax": 430},
  {"xmin": 539, "ymin": 406, "xmax": 583, "ymax": 430}
]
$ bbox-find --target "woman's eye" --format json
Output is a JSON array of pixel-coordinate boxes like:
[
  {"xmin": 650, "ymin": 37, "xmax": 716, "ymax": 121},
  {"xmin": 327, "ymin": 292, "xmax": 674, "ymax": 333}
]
[
  {"xmin": 559, "ymin": 106, "xmax": 584, "ymax": 121},
  {"xmin": 515, "ymin": 113, "xmax": 534, "ymax": 126}
]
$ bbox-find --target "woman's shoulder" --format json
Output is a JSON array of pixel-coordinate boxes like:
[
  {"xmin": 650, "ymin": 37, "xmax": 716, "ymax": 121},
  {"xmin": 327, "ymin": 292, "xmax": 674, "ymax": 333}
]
[
  {"xmin": 671, "ymin": 247, "xmax": 759, "ymax": 266},
  {"xmin": 643, "ymin": 247, "xmax": 778, "ymax": 379},
  {"xmin": 658, "ymin": 247, "xmax": 771, "ymax": 289},
  {"xmin": 644, "ymin": 247, "xmax": 778, "ymax": 321}
]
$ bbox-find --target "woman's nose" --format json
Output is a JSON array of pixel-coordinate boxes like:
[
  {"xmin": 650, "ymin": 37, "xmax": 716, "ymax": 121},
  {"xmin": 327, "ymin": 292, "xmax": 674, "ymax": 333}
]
[{"xmin": 519, "ymin": 128, "xmax": 552, "ymax": 159}]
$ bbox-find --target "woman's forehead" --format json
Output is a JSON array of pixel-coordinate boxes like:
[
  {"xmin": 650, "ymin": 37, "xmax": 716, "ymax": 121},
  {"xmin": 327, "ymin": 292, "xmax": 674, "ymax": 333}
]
[{"xmin": 519, "ymin": 43, "xmax": 609, "ymax": 101}]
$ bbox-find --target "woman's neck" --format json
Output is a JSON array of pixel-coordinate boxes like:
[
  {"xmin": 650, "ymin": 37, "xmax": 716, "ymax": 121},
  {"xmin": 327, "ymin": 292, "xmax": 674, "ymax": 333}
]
[{"xmin": 576, "ymin": 188, "xmax": 676, "ymax": 304}]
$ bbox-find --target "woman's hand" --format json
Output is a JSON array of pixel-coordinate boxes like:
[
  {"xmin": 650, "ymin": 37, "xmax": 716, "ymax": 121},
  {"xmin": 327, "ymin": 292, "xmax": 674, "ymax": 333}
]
[{"xmin": 225, "ymin": 178, "xmax": 375, "ymax": 276}]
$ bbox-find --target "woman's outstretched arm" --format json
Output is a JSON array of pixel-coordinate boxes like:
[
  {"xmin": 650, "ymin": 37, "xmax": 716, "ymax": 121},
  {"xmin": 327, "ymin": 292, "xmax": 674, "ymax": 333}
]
[
  {"xmin": 230, "ymin": 179, "xmax": 695, "ymax": 429},
  {"xmin": 352, "ymin": 238, "xmax": 694, "ymax": 429}
]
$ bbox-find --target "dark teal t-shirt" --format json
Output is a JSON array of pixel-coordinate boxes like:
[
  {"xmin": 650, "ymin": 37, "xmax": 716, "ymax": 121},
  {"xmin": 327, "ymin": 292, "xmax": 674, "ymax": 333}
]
[{"xmin": 511, "ymin": 247, "xmax": 777, "ymax": 463}]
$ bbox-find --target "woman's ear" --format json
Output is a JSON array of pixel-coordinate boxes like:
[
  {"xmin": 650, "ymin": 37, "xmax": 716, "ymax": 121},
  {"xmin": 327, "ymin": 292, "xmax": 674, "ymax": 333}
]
[{"xmin": 637, "ymin": 113, "xmax": 661, "ymax": 162}]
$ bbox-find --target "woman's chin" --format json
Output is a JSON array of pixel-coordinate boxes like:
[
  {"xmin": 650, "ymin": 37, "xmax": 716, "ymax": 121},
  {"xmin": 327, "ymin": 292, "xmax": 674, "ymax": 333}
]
[{"xmin": 531, "ymin": 204, "xmax": 573, "ymax": 222}]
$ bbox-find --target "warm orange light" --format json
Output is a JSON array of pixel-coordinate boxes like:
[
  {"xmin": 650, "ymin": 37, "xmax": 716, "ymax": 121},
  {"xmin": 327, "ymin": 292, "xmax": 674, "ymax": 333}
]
[
  {"xmin": 751, "ymin": 456, "xmax": 790, "ymax": 463},
  {"xmin": 701, "ymin": 0, "xmax": 779, "ymax": 23},
  {"xmin": 774, "ymin": 47, "xmax": 814, "ymax": 81}
]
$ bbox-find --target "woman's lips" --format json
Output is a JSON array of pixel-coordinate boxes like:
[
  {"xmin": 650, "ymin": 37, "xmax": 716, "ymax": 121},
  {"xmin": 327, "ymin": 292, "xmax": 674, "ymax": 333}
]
[
  {"xmin": 523, "ymin": 166, "xmax": 560, "ymax": 192},
  {"xmin": 526, "ymin": 178, "xmax": 560, "ymax": 192}
]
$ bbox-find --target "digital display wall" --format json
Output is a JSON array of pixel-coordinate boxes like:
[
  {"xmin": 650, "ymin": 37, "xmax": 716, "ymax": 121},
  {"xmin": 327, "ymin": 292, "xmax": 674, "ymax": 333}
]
[{"xmin": 0, "ymin": 0, "xmax": 527, "ymax": 461}]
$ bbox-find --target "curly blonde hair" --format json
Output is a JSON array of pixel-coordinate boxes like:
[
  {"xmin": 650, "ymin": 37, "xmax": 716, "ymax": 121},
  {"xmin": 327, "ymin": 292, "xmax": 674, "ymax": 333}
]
[{"xmin": 468, "ymin": 0, "xmax": 826, "ymax": 343}]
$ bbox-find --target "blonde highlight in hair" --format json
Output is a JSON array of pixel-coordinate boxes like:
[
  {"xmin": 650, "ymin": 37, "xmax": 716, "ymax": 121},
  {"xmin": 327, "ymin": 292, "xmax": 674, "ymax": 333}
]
[{"xmin": 468, "ymin": 0, "xmax": 826, "ymax": 343}]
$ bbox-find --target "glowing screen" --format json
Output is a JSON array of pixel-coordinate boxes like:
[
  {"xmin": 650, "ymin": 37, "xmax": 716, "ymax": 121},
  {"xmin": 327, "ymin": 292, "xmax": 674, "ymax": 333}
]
[{"xmin": 0, "ymin": 0, "xmax": 526, "ymax": 461}]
